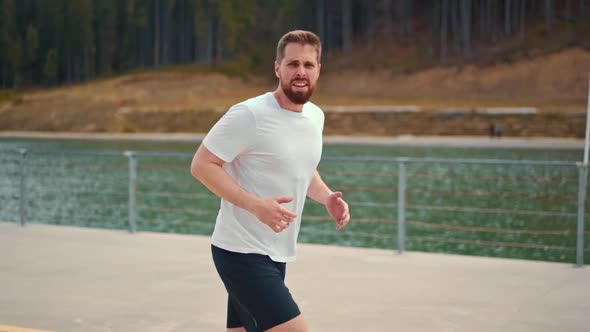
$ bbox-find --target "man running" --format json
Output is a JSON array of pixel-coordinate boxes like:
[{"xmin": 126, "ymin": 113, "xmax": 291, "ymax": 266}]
[{"xmin": 191, "ymin": 30, "xmax": 350, "ymax": 332}]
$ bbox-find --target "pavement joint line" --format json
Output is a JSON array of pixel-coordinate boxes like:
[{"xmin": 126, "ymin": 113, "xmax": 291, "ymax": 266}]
[{"xmin": 0, "ymin": 324, "xmax": 53, "ymax": 332}]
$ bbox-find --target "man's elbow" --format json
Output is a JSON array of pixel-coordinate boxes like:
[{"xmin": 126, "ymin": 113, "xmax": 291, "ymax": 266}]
[
  {"xmin": 190, "ymin": 146, "xmax": 223, "ymax": 183},
  {"xmin": 190, "ymin": 159, "xmax": 204, "ymax": 181}
]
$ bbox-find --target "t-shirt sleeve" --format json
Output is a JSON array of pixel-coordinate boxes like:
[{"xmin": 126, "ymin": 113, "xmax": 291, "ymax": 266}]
[{"xmin": 202, "ymin": 104, "xmax": 256, "ymax": 162}]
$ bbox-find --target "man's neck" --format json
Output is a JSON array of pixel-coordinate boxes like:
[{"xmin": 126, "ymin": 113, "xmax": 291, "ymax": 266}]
[{"xmin": 272, "ymin": 89, "xmax": 304, "ymax": 113}]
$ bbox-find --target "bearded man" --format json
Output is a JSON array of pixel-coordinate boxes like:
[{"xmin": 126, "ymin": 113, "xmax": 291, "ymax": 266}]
[{"xmin": 191, "ymin": 30, "xmax": 350, "ymax": 332}]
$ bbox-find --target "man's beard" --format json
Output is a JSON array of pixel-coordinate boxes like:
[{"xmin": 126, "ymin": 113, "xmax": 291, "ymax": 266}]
[{"xmin": 281, "ymin": 79, "xmax": 316, "ymax": 105}]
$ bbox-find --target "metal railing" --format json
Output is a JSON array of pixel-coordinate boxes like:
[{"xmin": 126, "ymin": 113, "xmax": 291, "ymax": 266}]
[{"xmin": 0, "ymin": 148, "xmax": 587, "ymax": 266}]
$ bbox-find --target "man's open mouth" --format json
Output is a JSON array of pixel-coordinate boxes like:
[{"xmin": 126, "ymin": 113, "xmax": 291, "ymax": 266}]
[{"xmin": 292, "ymin": 81, "xmax": 309, "ymax": 88}]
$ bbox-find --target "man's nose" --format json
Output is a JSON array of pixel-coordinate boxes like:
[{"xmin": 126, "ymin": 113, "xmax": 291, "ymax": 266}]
[{"xmin": 295, "ymin": 65, "xmax": 306, "ymax": 77}]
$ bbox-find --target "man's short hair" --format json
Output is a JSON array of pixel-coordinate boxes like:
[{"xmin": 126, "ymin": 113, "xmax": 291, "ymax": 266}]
[{"xmin": 276, "ymin": 30, "xmax": 322, "ymax": 64}]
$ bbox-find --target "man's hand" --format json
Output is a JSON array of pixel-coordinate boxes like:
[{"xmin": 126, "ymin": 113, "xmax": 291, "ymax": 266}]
[
  {"xmin": 251, "ymin": 197, "xmax": 297, "ymax": 233},
  {"xmin": 325, "ymin": 192, "xmax": 350, "ymax": 231}
]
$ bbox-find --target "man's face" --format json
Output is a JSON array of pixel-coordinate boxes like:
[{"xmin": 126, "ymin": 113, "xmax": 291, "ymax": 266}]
[{"xmin": 275, "ymin": 43, "xmax": 321, "ymax": 105}]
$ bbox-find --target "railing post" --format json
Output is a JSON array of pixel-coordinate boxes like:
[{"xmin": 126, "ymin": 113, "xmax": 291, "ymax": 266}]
[
  {"xmin": 125, "ymin": 151, "xmax": 137, "ymax": 233},
  {"xmin": 19, "ymin": 148, "xmax": 28, "ymax": 227},
  {"xmin": 397, "ymin": 160, "xmax": 407, "ymax": 254},
  {"xmin": 576, "ymin": 163, "xmax": 586, "ymax": 267}
]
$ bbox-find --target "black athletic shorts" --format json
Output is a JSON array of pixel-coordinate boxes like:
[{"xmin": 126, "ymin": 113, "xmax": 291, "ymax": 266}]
[{"xmin": 211, "ymin": 245, "xmax": 301, "ymax": 331}]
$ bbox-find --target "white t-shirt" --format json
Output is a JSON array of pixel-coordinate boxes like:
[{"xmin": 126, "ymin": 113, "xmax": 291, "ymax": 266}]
[{"xmin": 202, "ymin": 92, "xmax": 325, "ymax": 262}]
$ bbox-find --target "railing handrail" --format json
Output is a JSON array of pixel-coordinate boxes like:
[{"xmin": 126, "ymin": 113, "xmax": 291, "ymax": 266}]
[
  {"xmin": 0, "ymin": 147, "xmax": 581, "ymax": 167},
  {"xmin": 1, "ymin": 146, "xmax": 586, "ymax": 267}
]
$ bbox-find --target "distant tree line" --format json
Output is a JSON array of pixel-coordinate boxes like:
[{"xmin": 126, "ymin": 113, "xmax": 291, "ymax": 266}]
[{"xmin": 0, "ymin": 0, "xmax": 588, "ymax": 89}]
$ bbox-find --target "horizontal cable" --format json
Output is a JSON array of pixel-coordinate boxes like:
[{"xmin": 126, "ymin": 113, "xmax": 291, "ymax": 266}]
[
  {"xmin": 408, "ymin": 188, "xmax": 575, "ymax": 201},
  {"xmin": 28, "ymin": 202, "xmax": 127, "ymax": 213},
  {"xmin": 24, "ymin": 179, "xmax": 128, "ymax": 189},
  {"xmin": 21, "ymin": 149, "xmax": 126, "ymax": 157},
  {"xmin": 25, "ymin": 157, "xmax": 129, "ymax": 170},
  {"xmin": 320, "ymin": 169, "xmax": 394, "ymax": 177},
  {"xmin": 322, "ymin": 156, "xmax": 578, "ymax": 167},
  {"xmin": 333, "ymin": 185, "xmax": 395, "ymax": 193},
  {"xmin": 0, "ymin": 193, "xmax": 19, "ymax": 199},
  {"xmin": 0, "ymin": 164, "xmax": 20, "ymax": 169},
  {"xmin": 409, "ymin": 172, "xmax": 577, "ymax": 184},
  {"xmin": 27, "ymin": 188, "xmax": 128, "ymax": 196},
  {"xmin": 25, "ymin": 162, "xmax": 126, "ymax": 171},
  {"xmin": 2, "ymin": 149, "xmax": 189, "ymax": 160},
  {"xmin": 135, "ymin": 151, "xmax": 193, "ymax": 158},
  {"xmin": 0, "ymin": 155, "xmax": 20, "ymax": 160},
  {"xmin": 0, "ymin": 172, "xmax": 20, "ymax": 178},
  {"xmin": 0, "ymin": 185, "xmax": 20, "ymax": 192},
  {"xmin": 28, "ymin": 212, "xmax": 126, "ymax": 224},
  {"xmin": 321, "ymin": 169, "xmax": 578, "ymax": 186},
  {"xmin": 407, "ymin": 235, "xmax": 576, "ymax": 251},
  {"xmin": 0, "ymin": 168, "xmax": 20, "ymax": 173},
  {"xmin": 137, "ymin": 175, "xmax": 179, "ymax": 184},
  {"xmin": 347, "ymin": 200, "xmax": 395, "ymax": 208},
  {"xmin": 24, "ymin": 171, "xmax": 127, "ymax": 180},
  {"xmin": 137, "ymin": 177, "xmax": 195, "ymax": 184},
  {"xmin": 305, "ymin": 216, "xmax": 394, "ymax": 223},
  {"xmin": 0, "ymin": 153, "xmax": 20, "ymax": 158},
  {"xmin": 5, "ymin": 149, "xmax": 582, "ymax": 167},
  {"xmin": 299, "ymin": 226, "xmax": 393, "ymax": 240},
  {"xmin": 27, "ymin": 201, "xmax": 125, "ymax": 212},
  {"xmin": 137, "ymin": 218, "xmax": 214, "ymax": 227},
  {"xmin": 0, "ymin": 173, "xmax": 20, "ymax": 179},
  {"xmin": 23, "ymin": 170, "xmax": 127, "ymax": 180},
  {"xmin": 136, "ymin": 191, "xmax": 216, "ymax": 200},
  {"xmin": 306, "ymin": 199, "xmax": 394, "ymax": 209},
  {"xmin": 407, "ymin": 204, "xmax": 577, "ymax": 217},
  {"xmin": 139, "ymin": 164, "xmax": 190, "ymax": 171},
  {"xmin": 407, "ymin": 220, "xmax": 581, "ymax": 236},
  {"xmin": 139, "ymin": 206, "xmax": 218, "ymax": 216},
  {"xmin": 32, "ymin": 219, "xmax": 126, "ymax": 227}
]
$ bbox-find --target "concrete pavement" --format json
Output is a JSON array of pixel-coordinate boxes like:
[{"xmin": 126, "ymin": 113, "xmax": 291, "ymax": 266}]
[{"xmin": 0, "ymin": 222, "xmax": 588, "ymax": 332}]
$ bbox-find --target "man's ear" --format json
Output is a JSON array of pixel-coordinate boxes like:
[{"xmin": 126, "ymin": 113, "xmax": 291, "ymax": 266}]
[{"xmin": 274, "ymin": 60, "xmax": 280, "ymax": 78}]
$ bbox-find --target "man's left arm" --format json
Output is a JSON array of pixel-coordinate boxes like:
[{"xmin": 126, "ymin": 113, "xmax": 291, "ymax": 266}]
[{"xmin": 307, "ymin": 170, "xmax": 350, "ymax": 231}]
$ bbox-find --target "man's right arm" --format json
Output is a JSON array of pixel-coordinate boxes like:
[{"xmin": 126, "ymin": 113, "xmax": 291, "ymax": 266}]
[{"xmin": 190, "ymin": 144, "xmax": 296, "ymax": 232}]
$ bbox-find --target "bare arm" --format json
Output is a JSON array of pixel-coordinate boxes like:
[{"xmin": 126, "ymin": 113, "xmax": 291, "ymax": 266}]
[
  {"xmin": 307, "ymin": 170, "xmax": 333, "ymax": 205},
  {"xmin": 190, "ymin": 144, "xmax": 296, "ymax": 232},
  {"xmin": 307, "ymin": 170, "xmax": 350, "ymax": 231},
  {"xmin": 191, "ymin": 144, "xmax": 258, "ymax": 212}
]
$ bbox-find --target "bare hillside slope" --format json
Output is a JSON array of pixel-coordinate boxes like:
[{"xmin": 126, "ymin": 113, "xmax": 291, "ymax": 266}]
[{"xmin": 0, "ymin": 48, "xmax": 588, "ymax": 135}]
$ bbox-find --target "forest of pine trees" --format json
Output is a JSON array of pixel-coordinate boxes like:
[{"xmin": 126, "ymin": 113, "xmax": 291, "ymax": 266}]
[{"xmin": 0, "ymin": 0, "xmax": 588, "ymax": 89}]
